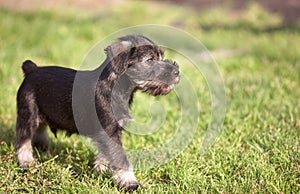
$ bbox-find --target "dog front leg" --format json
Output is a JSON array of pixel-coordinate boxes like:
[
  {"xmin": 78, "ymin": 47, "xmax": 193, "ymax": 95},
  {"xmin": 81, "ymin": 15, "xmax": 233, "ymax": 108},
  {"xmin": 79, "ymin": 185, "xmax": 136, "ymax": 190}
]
[{"xmin": 94, "ymin": 129, "xmax": 141, "ymax": 191}]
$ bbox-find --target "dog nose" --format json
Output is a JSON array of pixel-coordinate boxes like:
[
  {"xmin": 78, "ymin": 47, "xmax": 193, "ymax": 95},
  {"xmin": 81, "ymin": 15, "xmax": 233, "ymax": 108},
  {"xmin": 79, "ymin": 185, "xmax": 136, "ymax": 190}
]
[{"xmin": 173, "ymin": 69, "xmax": 179, "ymax": 77}]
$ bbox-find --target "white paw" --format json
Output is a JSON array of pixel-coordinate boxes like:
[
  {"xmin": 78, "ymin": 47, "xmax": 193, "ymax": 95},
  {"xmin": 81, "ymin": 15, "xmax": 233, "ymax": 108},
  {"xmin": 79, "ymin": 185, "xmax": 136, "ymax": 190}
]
[
  {"xmin": 17, "ymin": 140, "xmax": 34, "ymax": 168},
  {"xmin": 112, "ymin": 168, "xmax": 141, "ymax": 191},
  {"xmin": 94, "ymin": 157, "xmax": 110, "ymax": 174}
]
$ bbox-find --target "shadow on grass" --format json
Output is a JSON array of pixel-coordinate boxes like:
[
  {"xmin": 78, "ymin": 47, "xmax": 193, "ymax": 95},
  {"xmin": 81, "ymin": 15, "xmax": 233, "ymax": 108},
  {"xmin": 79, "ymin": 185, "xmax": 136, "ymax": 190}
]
[
  {"xmin": 36, "ymin": 131, "xmax": 98, "ymax": 176},
  {"xmin": 0, "ymin": 123, "xmax": 15, "ymax": 143},
  {"xmin": 0, "ymin": 122, "xmax": 98, "ymax": 178}
]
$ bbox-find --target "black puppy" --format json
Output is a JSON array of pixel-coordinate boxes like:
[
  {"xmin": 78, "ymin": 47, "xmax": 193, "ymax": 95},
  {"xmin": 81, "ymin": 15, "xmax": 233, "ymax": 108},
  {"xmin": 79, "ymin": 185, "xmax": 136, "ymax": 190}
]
[{"xmin": 15, "ymin": 35, "xmax": 179, "ymax": 191}]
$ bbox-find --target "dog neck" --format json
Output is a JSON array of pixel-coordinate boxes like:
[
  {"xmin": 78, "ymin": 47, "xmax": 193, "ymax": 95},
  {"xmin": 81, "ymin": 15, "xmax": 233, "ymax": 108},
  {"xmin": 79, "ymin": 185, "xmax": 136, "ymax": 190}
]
[
  {"xmin": 111, "ymin": 73, "xmax": 136, "ymax": 128},
  {"xmin": 93, "ymin": 60, "xmax": 137, "ymax": 128}
]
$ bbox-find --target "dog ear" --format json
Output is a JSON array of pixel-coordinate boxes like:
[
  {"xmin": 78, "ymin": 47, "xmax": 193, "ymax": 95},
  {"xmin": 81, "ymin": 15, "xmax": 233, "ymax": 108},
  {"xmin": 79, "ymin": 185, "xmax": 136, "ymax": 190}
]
[{"xmin": 105, "ymin": 41, "xmax": 133, "ymax": 75}]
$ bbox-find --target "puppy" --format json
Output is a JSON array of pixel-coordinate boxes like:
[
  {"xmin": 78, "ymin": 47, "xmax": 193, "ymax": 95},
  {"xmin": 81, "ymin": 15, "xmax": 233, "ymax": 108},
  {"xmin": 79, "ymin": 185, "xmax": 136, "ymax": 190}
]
[{"xmin": 15, "ymin": 35, "xmax": 179, "ymax": 191}]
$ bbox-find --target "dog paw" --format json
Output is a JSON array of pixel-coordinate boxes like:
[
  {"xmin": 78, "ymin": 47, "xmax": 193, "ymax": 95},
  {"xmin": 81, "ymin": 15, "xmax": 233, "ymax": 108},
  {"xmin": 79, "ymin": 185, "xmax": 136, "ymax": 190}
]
[
  {"xmin": 94, "ymin": 157, "xmax": 110, "ymax": 174},
  {"xmin": 19, "ymin": 159, "xmax": 38, "ymax": 169},
  {"xmin": 112, "ymin": 169, "xmax": 141, "ymax": 192},
  {"xmin": 122, "ymin": 181, "xmax": 142, "ymax": 192},
  {"xmin": 16, "ymin": 140, "xmax": 34, "ymax": 169},
  {"xmin": 94, "ymin": 163, "xmax": 110, "ymax": 174}
]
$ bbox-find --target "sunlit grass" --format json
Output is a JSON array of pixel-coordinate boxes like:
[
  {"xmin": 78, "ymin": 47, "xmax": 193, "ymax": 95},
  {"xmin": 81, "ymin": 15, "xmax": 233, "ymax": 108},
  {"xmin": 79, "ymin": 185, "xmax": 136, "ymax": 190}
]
[{"xmin": 0, "ymin": 2, "xmax": 299, "ymax": 193}]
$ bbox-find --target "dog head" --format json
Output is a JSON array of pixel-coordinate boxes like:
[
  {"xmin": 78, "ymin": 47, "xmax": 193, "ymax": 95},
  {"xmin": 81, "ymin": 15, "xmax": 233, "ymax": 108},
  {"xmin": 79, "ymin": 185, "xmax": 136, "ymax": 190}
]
[{"xmin": 105, "ymin": 35, "xmax": 180, "ymax": 95}]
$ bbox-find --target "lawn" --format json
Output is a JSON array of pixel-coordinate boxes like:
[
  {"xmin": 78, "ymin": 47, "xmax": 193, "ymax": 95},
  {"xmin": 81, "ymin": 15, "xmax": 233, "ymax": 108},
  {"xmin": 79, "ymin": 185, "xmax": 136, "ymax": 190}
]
[{"xmin": 0, "ymin": 1, "xmax": 299, "ymax": 193}]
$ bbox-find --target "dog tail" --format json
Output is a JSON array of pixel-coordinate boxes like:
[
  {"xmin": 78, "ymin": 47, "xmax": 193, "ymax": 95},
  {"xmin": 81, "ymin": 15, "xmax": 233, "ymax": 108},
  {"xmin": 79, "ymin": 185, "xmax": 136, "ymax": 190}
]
[{"xmin": 22, "ymin": 60, "xmax": 37, "ymax": 76}]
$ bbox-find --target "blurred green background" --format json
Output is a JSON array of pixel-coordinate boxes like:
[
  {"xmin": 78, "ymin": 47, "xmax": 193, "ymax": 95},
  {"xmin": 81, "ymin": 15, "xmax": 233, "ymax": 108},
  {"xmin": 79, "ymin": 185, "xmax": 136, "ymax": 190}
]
[{"xmin": 0, "ymin": 0, "xmax": 299, "ymax": 193}]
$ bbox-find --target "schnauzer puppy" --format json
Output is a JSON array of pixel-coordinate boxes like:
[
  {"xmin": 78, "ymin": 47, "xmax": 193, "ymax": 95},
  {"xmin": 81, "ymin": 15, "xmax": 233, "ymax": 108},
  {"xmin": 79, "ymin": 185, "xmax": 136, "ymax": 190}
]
[{"xmin": 15, "ymin": 35, "xmax": 179, "ymax": 191}]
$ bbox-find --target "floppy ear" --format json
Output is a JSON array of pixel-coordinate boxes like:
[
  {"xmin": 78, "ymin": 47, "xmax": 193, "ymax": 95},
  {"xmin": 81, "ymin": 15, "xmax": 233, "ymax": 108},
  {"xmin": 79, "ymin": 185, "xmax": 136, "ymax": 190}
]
[{"xmin": 105, "ymin": 41, "xmax": 133, "ymax": 75}]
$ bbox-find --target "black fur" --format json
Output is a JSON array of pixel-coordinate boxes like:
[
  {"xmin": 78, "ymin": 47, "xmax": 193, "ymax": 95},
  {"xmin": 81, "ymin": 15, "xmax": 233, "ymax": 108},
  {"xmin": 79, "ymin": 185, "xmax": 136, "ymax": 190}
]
[{"xmin": 15, "ymin": 35, "xmax": 179, "ymax": 191}]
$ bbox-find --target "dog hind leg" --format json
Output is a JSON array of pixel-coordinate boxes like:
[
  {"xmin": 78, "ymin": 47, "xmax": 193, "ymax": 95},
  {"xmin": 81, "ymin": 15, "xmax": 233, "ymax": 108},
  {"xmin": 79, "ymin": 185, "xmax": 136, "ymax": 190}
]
[
  {"xmin": 94, "ymin": 152, "xmax": 110, "ymax": 174},
  {"xmin": 15, "ymin": 91, "xmax": 41, "ymax": 168},
  {"xmin": 32, "ymin": 124, "xmax": 49, "ymax": 150}
]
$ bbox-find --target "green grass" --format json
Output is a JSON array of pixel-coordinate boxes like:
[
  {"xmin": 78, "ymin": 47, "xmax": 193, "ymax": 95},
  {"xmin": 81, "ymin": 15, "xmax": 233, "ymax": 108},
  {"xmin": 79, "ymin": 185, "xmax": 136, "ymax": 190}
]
[{"xmin": 1, "ymin": 1, "xmax": 300, "ymax": 193}]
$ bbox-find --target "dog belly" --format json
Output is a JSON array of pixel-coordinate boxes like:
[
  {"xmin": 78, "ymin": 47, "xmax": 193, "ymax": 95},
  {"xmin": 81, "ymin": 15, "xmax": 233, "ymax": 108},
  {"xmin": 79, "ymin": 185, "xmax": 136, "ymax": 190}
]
[
  {"xmin": 37, "ymin": 99, "xmax": 78, "ymax": 135},
  {"xmin": 45, "ymin": 116, "xmax": 78, "ymax": 135}
]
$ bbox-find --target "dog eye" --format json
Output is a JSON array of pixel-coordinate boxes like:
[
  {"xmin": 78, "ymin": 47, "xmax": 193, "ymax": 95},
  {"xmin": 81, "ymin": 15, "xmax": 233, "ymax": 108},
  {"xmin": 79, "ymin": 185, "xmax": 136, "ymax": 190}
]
[{"xmin": 146, "ymin": 57, "xmax": 153, "ymax": 62}]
